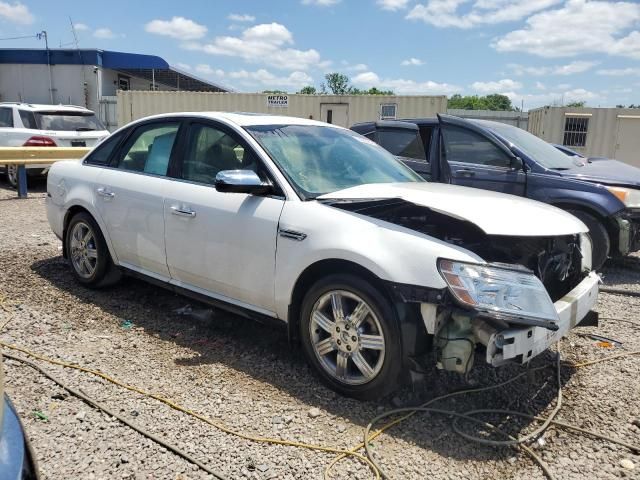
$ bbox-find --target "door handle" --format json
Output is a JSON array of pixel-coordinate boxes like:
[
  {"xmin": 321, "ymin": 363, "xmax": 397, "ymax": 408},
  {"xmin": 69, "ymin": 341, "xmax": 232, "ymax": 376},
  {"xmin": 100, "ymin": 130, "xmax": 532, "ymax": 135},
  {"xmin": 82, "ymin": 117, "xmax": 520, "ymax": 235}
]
[
  {"xmin": 96, "ymin": 187, "xmax": 115, "ymax": 198},
  {"xmin": 170, "ymin": 205, "xmax": 196, "ymax": 218},
  {"xmin": 455, "ymin": 169, "xmax": 475, "ymax": 177}
]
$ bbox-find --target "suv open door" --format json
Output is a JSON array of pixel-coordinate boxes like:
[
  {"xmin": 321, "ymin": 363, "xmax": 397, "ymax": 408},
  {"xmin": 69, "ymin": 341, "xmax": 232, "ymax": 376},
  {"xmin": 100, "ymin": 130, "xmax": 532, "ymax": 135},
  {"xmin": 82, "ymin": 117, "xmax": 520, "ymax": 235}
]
[{"xmin": 437, "ymin": 114, "xmax": 526, "ymax": 195}]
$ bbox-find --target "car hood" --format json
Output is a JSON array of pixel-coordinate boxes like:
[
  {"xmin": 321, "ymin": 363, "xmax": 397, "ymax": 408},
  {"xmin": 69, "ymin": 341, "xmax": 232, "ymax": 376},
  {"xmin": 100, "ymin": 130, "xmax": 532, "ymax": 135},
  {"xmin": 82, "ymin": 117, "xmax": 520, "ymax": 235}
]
[
  {"xmin": 558, "ymin": 159, "xmax": 640, "ymax": 188},
  {"xmin": 317, "ymin": 182, "xmax": 587, "ymax": 236}
]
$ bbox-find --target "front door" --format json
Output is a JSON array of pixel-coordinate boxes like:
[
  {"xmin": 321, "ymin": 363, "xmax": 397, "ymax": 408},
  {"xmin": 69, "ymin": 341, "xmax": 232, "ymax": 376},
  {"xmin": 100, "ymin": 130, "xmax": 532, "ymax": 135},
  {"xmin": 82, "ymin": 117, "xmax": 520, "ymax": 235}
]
[
  {"xmin": 321, "ymin": 104, "xmax": 349, "ymax": 127},
  {"xmin": 441, "ymin": 124, "xmax": 526, "ymax": 196},
  {"xmin": 95, "ymin": 121, "xmax": 180, "ymax": 279},
  {"xmin": 164, "ymin": 121, "xmax": 285, "ymax": 314}
]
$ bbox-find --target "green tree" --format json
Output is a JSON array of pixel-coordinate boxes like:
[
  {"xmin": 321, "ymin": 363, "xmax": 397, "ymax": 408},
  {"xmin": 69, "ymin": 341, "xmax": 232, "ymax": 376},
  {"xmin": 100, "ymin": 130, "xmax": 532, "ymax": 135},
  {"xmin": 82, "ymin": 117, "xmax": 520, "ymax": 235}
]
[
  {"xmin": 448, "ymin": 93, "xmax": 516, "ymax": 111},
  {"xmin": 324, "ymin": 73, "xmax": 350, "ymax": 95},
  {"xmin": 297, "ymin": 86, "xmax": 317, "ymax": 94},
  {"xmin": 565, "ymin": 101, "xmax": 586, "ymax": 107}
]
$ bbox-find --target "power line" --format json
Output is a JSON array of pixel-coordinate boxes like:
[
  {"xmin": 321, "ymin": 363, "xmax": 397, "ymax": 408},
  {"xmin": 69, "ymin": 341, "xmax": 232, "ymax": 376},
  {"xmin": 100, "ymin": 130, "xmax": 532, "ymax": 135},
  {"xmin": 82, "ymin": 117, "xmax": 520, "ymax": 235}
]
[{"xmin": 0, "ymin": 34, "xmax": 39, "ymax": 41}]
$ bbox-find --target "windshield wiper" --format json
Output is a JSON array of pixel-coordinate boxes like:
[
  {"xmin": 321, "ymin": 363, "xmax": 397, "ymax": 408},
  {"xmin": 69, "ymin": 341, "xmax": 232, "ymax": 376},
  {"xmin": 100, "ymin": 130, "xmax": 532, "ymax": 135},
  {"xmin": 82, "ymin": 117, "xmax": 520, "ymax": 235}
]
[
  {"xmin": 549, "ymin": 167, "xmax": 570, "ymax": 171},
  {"xmin": 75, "ymin": 127, "xmax": 96, "ymax": 131}
]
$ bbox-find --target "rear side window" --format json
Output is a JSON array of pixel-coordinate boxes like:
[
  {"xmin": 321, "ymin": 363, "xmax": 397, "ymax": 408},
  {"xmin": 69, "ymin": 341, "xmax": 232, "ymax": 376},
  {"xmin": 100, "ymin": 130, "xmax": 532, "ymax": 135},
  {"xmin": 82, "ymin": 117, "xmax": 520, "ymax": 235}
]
[
  {"xmin": 117, "ymin": 123, "xmax": 180, "ymax": 175},
  {"xmin": 0, "ymin": 107, "xmax": 13, "ymax": 127},
  {"xmin": 377, "ymin": 129, "xmax": 427, "ymax": 162},
  {"xmin": 84, "ymin": 131, "xmax": 126, "ymax": 166},
  {"xmin": 18, "ymin": 110, "xmax": 37, "ymax": 129}
]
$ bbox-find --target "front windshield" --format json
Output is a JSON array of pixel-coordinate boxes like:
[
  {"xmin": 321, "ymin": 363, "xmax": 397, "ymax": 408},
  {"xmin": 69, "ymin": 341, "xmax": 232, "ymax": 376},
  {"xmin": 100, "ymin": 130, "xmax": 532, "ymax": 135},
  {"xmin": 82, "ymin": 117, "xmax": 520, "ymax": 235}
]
[
  {"xmin": 246, "ymin": 124, "xmax": 423, "ymax": 198},
  {"xmin": 474, "ymin": 120, "xmax": 577, "ymax": 170}
]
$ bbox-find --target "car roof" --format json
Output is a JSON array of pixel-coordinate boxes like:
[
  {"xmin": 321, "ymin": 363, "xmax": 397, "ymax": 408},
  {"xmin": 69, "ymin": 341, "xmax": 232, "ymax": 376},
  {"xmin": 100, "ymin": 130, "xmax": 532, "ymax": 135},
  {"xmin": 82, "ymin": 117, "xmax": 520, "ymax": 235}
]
[
  {"xmin": 132, "ymin": 111, "xmax": 340, "ymax": 129},
  {"xmin": 0, "ymin": 102, "xmax": 94, "ymax": 113}
]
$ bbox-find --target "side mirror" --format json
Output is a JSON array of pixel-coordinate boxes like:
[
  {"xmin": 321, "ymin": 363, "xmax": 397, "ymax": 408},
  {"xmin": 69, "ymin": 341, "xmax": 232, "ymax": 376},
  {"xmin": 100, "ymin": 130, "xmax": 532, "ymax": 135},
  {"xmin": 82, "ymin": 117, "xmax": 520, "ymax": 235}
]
[
  {"xmin": 214, "ymin": 170, "xmax": 272, "ymax": 195},
  {"xmin": 510, "ymin": 156, "xmax": 524, "ymax": 171}
]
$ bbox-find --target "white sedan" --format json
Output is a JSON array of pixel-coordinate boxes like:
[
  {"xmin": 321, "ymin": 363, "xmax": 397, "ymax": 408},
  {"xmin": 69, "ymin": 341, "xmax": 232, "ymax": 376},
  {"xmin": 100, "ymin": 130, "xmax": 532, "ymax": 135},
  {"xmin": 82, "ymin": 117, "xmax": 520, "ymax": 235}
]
[{"xmin": 46, "ymin": 113, "xmax": 599, "ymax": 399}]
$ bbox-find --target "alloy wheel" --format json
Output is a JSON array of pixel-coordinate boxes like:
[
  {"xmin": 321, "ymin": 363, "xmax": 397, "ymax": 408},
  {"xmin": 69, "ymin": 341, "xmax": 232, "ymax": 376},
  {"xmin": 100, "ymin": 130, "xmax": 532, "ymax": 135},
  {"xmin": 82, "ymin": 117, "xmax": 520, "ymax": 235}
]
[
  {"xmin": 69, "ymin": 221, "xmax": 99, "ymax": 279},
  {"xmin": 309, "ymin": 290, "xmax": 386, "ymax": 385},
  {"xmin": 6, "ymin": 165, "xmax": 17, "ymax": 187}
]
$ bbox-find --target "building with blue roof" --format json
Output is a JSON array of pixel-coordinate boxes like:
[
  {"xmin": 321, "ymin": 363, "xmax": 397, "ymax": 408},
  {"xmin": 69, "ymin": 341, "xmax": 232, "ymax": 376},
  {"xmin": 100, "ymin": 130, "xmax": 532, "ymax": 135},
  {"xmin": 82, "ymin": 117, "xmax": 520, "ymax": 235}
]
[{"xmin": 0, "ymin": 48, "xmax": 229, "ymax": 129}]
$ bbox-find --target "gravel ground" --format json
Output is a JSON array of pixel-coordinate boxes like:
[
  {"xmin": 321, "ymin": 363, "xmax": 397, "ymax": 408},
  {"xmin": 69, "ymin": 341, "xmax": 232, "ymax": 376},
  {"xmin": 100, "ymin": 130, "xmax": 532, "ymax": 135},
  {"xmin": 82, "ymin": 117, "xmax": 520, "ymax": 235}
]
[{"xmin": 0, "ymin": 180, "xmax": 639, "ymax": 480}]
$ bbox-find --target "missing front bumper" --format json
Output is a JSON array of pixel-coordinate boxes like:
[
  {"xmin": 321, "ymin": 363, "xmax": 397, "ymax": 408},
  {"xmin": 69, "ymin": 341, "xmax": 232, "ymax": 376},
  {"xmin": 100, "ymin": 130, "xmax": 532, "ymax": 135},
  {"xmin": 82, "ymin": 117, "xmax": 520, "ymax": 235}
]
[{"xmin": 482, "ymin": 271, "xmax": 600, "ymax": 366}]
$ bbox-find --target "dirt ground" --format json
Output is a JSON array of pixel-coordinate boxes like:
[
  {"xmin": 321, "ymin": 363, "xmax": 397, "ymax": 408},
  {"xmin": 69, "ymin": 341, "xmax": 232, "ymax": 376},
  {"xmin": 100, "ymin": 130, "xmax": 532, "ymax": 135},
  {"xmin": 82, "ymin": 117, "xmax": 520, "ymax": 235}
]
[{"xmin": 1, "ymin": 180, "xmax": 639, "ymax": 480}]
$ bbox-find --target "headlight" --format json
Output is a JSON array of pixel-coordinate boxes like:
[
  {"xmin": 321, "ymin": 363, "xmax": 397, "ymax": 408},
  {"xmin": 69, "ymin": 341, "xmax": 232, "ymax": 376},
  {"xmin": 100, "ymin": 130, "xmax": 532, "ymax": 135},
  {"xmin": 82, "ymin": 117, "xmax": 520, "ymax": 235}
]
[
  {"xmin": 606, "ymin": 186, "xmax": 640, "ymax": 208},
  {"xmin": 438, "ymin": 259, "xmax": 559, "ymax": 323}
]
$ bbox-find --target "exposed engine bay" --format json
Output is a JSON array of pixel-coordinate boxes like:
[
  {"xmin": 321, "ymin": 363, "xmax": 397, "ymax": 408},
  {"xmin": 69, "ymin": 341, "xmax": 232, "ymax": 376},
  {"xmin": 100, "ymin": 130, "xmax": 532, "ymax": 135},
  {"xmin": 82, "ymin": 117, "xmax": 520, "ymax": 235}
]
[
  {"xmin": 323, "ymin": 197, "xmax": 594, "ymax": 376},
  {"xmin": 324, "ymin": 198, "xmax": 585, "ymax": 300}
]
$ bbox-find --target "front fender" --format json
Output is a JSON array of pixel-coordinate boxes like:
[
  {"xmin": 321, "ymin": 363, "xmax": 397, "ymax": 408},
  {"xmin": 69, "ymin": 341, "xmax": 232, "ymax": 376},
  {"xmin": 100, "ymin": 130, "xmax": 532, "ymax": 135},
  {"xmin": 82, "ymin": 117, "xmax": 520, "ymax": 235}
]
[
  {"xmin": 526, "ymin": 172, "xmax": 625, "ymax": 218},
  {"xmin": 274, "ymin": 201, "xmax": 483, "ymax": 321}
]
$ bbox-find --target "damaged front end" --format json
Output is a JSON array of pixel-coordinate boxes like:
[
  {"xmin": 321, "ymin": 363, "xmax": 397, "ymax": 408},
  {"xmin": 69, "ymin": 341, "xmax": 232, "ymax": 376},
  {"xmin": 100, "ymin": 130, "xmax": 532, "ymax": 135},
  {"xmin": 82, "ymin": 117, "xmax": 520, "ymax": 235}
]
[{"xmin": 324, "ymin": 197, "xmax": 599, "ymax": 375}]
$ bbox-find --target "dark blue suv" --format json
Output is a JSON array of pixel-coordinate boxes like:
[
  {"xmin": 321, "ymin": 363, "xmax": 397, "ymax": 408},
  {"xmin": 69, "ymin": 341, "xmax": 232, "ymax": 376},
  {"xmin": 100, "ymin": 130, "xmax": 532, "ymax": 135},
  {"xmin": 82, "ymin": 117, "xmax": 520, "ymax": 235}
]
[{"xmin": 351, "ymin": 114, "xmax": 640, "ymax": 270}]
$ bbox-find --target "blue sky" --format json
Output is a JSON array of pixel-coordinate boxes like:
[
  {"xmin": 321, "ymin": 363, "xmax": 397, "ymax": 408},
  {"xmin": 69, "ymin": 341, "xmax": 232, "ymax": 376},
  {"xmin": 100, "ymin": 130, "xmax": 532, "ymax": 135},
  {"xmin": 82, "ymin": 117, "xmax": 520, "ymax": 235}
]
[{"xmin": 0, "ymin": 0, "xmax": 638, "ymax": 109}]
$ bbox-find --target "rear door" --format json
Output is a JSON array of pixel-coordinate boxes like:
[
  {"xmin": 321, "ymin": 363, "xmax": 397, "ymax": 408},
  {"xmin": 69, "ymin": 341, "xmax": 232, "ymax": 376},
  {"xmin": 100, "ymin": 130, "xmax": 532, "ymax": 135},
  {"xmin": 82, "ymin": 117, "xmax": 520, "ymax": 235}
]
[
  {"xmin": 439, "ymin": 115, "xmax": 526, "ymax": 195},
  {"xmin": 95, "ymin": 120, "xmax": 182, "ymax": 280},
  {"xmin": 374, "ymin": 124, "xmax": 431, "ymax": 180}
]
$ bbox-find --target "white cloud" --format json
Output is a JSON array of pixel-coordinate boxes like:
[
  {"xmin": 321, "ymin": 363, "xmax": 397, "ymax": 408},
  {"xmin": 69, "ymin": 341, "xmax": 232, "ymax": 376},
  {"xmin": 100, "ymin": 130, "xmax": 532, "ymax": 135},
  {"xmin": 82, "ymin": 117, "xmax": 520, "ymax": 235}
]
[
  {"xmin": 344, "ymin": 63, "xmax": 368, "ymax": 72},
  {"xmin": 352, "ymin": 71, "xmax": 460, "ymax": 94},
  {"xmin": 183, "ymin": 22, "xmax": 323, "ymax": 71},
  {"xmin": 511, "ymin": 88, "xmax": 600, "ymax": 109},
  {"xmin": 508, "ymin": 60, "xmax": 598, "ymax": 76},
  {"xmin": 0, "ymin": 1, "xmax": 33, "ymax": 25},
  {"xmin": 226, "ymin": 68, "xmax": 313, "ymax": 89},
  {"xmin": 401, "ymin": 57, "xmax": 424, "ymax": 66},
  {"xmin": 93, "ymin": 28, "xmax": 123, "ymax": 39},
  {"xmin": 597, "ymin": 67, "xmax": 640, "ymax": 76},
  {"xmin": 74, "ymin": 23, "xmax": 89, "ymax": 31},
  {"xmin": 470, "ymin": 78, "xmax": 522, "ymax": 93},
  {"xmin": 406, "ymin": 0, "xmax": 561, "ymax": 29},
  {"xmin": 377, "ymin": 0, "xmax": 410, "ymax": 11},
  {"xmin": 535, "ymin": 81, "xmax": 546, "ymax": 90},
  {"xmin": 195, "ymin": 64, "xmax": 225, "ymax": 77},
  {"xmin": 493, "ymin": 0, "xmax": 640, "ymax": 59},
  {"xmin": 145, "ymin": 16, "xmax": 207, "ymax": 40},
  {"xmin": 228, "ymin": 13, "xmax": 256, "ymax": 22},
  {"xmin": 302, "ymin": 0, "xmax": 341, "ymax": 5},
  {"xmin": 175, "ymin": 62, "xmax": 192, "ymax": 71}
]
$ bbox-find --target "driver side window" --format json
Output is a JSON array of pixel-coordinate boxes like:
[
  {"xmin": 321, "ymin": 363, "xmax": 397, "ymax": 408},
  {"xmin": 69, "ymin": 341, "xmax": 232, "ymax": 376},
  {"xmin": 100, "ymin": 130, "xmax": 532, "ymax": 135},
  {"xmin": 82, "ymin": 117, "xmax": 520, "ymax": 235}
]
[
  {"xmin": 182, "ymin": 123, "xmax": 258, "ymax": 184},
  {"xmin": 442, "ymin": 126, "xmax": 511, "ymax": 168}
]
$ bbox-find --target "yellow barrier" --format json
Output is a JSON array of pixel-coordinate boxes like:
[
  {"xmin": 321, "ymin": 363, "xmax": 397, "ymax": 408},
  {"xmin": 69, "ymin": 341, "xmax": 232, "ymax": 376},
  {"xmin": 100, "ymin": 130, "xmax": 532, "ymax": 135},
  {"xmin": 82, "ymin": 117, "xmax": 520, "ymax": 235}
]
[
  {"xmin": 0, "ymin": 147, "xmax": 92, "ymax": 197},
  {"xmin": 0, "ymin": 147, "xmax": 91, "ymax": 165}
]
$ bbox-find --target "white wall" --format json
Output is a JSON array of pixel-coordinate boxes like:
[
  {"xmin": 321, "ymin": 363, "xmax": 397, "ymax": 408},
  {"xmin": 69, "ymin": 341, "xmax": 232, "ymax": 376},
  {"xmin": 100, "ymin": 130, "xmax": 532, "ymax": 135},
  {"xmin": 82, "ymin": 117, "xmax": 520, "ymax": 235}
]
[
  {"xmin": 0, "ymin": 63, "xmax": 177, "ymax": 113},
  {"xmin": 528, "ymin": 106, "xmax": 640, "ymax": 164},
  {"xmin": 0, "ymin": 63, "xmax": 101, "ymax": 111},
  {"xmin": 117, "ymin": 91, "xmax": 448, "ymax": 128}
]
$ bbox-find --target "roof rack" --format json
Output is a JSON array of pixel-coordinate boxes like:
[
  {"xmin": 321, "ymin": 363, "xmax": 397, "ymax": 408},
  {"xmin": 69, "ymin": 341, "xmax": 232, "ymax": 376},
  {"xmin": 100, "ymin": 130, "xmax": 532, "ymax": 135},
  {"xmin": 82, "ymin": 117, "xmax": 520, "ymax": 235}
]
[{"xmin": 0, "ymin": 101, "xmax": 33, "ymax": 107}]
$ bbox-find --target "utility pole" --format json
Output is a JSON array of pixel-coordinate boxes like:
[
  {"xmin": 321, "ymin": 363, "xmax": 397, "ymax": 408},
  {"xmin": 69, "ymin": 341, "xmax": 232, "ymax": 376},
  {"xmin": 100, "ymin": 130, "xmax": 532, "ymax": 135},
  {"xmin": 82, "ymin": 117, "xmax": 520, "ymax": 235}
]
[{"xmin": 37, "ymin": 31, "xmax": 54, "ymax": 103}]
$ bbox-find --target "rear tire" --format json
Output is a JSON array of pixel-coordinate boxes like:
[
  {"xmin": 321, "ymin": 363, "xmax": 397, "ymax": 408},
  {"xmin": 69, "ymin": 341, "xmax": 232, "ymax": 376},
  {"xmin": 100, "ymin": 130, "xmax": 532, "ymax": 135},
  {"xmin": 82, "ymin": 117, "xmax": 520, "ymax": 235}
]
[
  {"xmin": 567, "ymin": 210, "xmax": 610, "ymax": 271},
  {"xmin": 6, "ymin": 164, "xmax": 17, "ymax": 188},
  {"xmin": 65, "ymin": 212, "xmax": 119, "ymax": 287},
  {"xmin": 299, "ymin": 274, "xmax": 402, "ymax": 400}
]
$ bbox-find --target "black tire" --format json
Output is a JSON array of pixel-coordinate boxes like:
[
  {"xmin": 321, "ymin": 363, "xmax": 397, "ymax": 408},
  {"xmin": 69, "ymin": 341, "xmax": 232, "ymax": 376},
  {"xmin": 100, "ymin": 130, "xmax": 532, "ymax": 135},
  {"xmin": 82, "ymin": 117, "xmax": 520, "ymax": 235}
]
[
  {"xmin": 299, "ymin": 274, "xmax": 402, "ymax": 400},
  {"xmin": 567, "ymin": 209, "xmax": 610, "ymax": 271},
  {"xmin": 6, "ymin": 164, "xmax": 17, "ymax": 189},
  {"xmin": 65, "ymin": 212, "xmax": 117, "ymax": 287}
]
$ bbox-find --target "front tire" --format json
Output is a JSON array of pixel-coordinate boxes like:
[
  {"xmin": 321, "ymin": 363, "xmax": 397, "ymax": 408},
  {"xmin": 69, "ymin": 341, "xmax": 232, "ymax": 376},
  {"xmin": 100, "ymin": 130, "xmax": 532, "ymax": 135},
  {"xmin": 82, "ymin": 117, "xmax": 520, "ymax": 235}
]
[
  {"xmin": 65, "ymin": 212, "xmax": 114, "ymax": 287},
  {"xmin": 299, "ymin": 274, "xmax": 402, "ymax": 400},
  {"xmin": 567, "ymin": 210, "xmax": 610, "ymax": 271}
]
